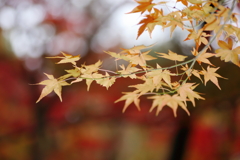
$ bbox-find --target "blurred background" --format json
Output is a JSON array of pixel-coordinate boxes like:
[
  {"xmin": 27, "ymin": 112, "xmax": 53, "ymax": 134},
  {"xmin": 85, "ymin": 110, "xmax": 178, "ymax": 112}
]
[{"xmin": 0, "ymin": 0, "xmax": 240, "ymax": 160}]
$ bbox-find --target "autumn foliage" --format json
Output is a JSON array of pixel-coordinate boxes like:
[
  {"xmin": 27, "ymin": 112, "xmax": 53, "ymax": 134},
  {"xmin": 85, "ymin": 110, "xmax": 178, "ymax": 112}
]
[{"xmin": 36, "ymin": 0, "xmax": 240, "ymax": 117}]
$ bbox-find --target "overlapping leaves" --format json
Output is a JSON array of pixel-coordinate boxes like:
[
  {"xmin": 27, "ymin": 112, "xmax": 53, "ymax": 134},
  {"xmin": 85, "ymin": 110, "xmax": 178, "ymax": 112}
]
[{"xmin": 36, "ymin": 0, "xmax": 239, "ymax": 117}]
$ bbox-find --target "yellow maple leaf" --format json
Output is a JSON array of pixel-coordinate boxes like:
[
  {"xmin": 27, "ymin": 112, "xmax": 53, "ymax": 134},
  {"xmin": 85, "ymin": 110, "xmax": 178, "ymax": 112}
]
[
  {"xmin": 96, "ymin": 72, "xmax": 116, "ymax": 90},
  {"xmin": 71, "ymin": 78, "xmax": 83, "ymax": 84},
  {"xmin": 118, "ymin": 64, "xmax": 141, "ymax": 79},
  {"xmin": 182, "ymin": 5, "xmax": 204, "ymax": 20},
  {"xmin": 36, "ymin": 73, "xmax": 69, "ymax": 103},
  {"xmin": 202, "ymin": 15, "xmax": 221, "ymax": 32},
  {"xmin": 181, "ymin": 64, "xmax": 203, "ymax": 82},
  {"xmin": 128, "ymin": 0, "xmax": 156, "ymax": 14},
  {"xmin": 149, "ymin": 94, "xmax": 190, "ymax": 117},
  {"xmin": 201, "ymin": 66, "xmax": 226, "ymax": 89},
  {"xmin": 120, "ymin": 44, "xmax": 154, "ymax": 55},
  {"xmin": 48, "ymin": 52, "xmax": 80, "ymax": 65},
  {"xmin": 81, "ymin": 60, "xmax": 102, "ymax": 74},
  {"xmin": 65, "ymin": 67, "xmax": 81, "ymax": 78},
  {"xmin": 104, "ymin": 51, "xmax": 130, "ymax": 61},
  {"xmin": 191, "ymin": 48, "xmax": 215, "ymax": 65},
  {"xmin": 146, "ymin": 64, "xmax": 173, "ymax": 88},
  {"xmin": 178, "ymin": 83, "xmax": 204, "ymax": 106},
  {"xmin": 130, "ymin": 78, "xmax": 156, "ymax": 95},
  {"xmin": 215, "ymin": 39, "xmax": 240, "ymax": 67},
  {"xmin": 156, "ymin": 50, "xmax": 187, "ymax": 61},
  {"xmin": 184, "ymin": 29, "xmax": 211, "ymax": 49},
  {"xmin": 127, "ymin": 51, "xmax": 156, "ymax": 69},
  {"xmin": 119, "ymin": 46, "xmax": 156, "ymax": 69},
  {"xmin": 163, "ymin": 11, "xmax": 187, "ymax": 37},
  {"xmin": 81, "ymin": 73, "xmax": 103, "ymax": 91},
  {"xmin": 115, "ymin": 92, "xmax": 140, "ymax": 112}
]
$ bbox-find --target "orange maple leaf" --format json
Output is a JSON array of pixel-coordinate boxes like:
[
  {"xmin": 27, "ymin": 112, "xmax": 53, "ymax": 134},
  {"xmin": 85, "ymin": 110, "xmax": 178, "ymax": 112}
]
[
  {"xmin": 177, "ymin": 0, "xmax": 188, "ymax": 6},
  {"xmin": 128, "ymin": 0, "xmax": 156, "ymax": 14},
  {"xmin": 137, "ymin": 8, "xmax": 165, "ymax": 38}
]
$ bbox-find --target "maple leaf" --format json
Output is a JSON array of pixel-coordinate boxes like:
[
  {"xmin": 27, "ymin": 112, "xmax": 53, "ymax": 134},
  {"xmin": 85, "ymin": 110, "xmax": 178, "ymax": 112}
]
[
  {"xmin": 223, "ymin": 25, "xmax": 239, "ymax": 40},
  {"xmin": 231, "ymin": 13, "xmax": 239, "ymax": 24},
  {"xmin": 136, "ymin": 8, "xmax": 165, "ymax": 38},
  {"xmin": 118, "ymin": 64, "xmax": 141, "ymax": 79},
  {"xmin": 181, "ymin": 64, "xmax": 203, "ymax": 82},
  {"xmin": 119, "ymin": 45, "xmax": 156, "ymax": 69},
  {"xmin": 191, "ymin": 48, "xmax": 215, "ymax": 65},
  {"xmin": 178, "ymin": 83, "xmax": 204, "ymax": 106},
  {"xmin": 115, "ymin": 92, "xmax": 140, "ymax": 112},
  {"xmin": 184, "ymin": 29, "xmax": 211, "ymax": 49},
  {"xmin": 36, "ymin": 73, "xmax": 69, "ymax": 103},
  {"xmin": 177, "ymin": 0, "xmax": 188, "ymax": 6},
  {"xmin": 96, "ymin": 72, "xmax": 116, "ymax": 90},
  {"xmin": 48, "ymin": 52, "xmax": 80, "ymax": 65},
  {"xmin": 215, "ymin": 39, "xmax": 240, "ymax": 67},
  {"xmin": 128, "ymin": 0, "xmax": 156, "ymax": 14},
  {"xmin": 81, "ymin": 60, "xmax": 102, "ymax": 74},
  {"xmin": 104, "ymin": 51, "xmax": 130, "ymax": 61},
  {"xmin": 187, "ymin": 0, "xmax": 204, "ymax": 4},
  {"xmin": 156, "ymin": 50, "xmax": 187, "ymax": 61},
  {"xmin": 163, "ymin": 11, "xmax": 187, "ymax": 37},
  {"xmin": 182, "ymin": 5, "xmax": 204, "ymax": 20},
  {"xmin": 130, "ymin": 78, "xmax": 156, "ymax": 95},
  {"xmin": 65, "ymin": 67, "xmax": 81, "ymax": 78},
  {"xmin": 201, "ymin": 66, "xmax": 226, "ymax": 89},
  {"xmin": 146, "ymin": 64, "xmax": 173, "ymax": 88},
  {"xmin": 145, "ymin": 64, "xmax": 163, "ymax": 86},
  {"xmin": 202, "ymin": 15, "xmax": 221, "ymax": 32},
  {"xmin": 196, "ymin": 53, "xmax": 215, "ymax": 65},
  {"xmin": 126, "ymin": 50, "xmax": 156, "ymax": 69},
  {"xmin": 81, "ymin": 73, "xmax": 103, "ymax": 91},
  {"xmin": 71, "ymin": 78, "xmax": 83, "ymax": 84},
  {"xmin": 120, "ymin": 44, "xmax": 154, "ymax": 55},
  {"xmin": 149, "ymin": 94, "xmax": 189, "ymax": 117}
]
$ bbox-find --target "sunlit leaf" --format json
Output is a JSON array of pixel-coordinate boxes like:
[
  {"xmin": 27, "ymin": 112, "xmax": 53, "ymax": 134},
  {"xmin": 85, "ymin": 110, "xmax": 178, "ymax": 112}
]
[
  {"xmin": 115, "ymin": 92, "xmax": 140, "ymax": 112},
  {"xmin": 36, "ymin": 73, "xmax": 69, "ymax": 103},
  {"xmin": 156, "ymin": 50, "xmax": 187, "ymax": 61},
  {"xmin": 201, "ymin": 66, "xmax": 226, "ymax": 89},
  {"xmin": 149, "ymin": 94, "xmax": 190, "ymax": 117}
]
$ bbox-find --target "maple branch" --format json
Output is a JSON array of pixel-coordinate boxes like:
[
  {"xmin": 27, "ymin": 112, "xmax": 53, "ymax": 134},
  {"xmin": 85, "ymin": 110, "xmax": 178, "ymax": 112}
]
[
  {"xmin": 36, "ymin": 0, "xmax": 239, "ymax": 117},
  {"xmin": 98, "ymin": 68, "xmax": 118, "ymax": 74},
  {"xmin": 185, "ymin": 0, "xmax": 237, "ymax": 77},
  {"xmin": 170, "ymin": 0, "xmax": 236, "ymax": 85}
]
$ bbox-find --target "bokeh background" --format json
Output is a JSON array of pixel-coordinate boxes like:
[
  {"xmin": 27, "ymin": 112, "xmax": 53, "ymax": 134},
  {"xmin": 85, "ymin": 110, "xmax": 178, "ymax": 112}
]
[{"xmin": 0, "ymin": 0, "xmax": 240, "ymax": 160}]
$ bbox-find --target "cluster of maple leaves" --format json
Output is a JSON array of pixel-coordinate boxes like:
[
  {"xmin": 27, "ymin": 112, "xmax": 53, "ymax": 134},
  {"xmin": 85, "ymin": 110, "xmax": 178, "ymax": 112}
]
[{"xmin": 37, "ymin": 0, "xmax": 240, "ymax": 117}]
